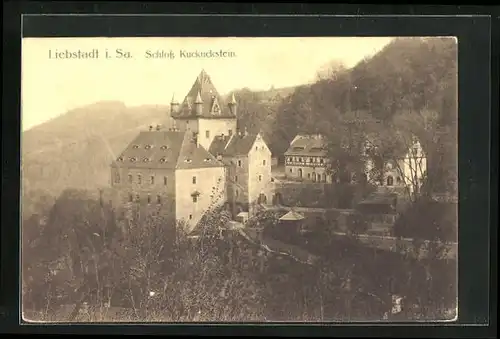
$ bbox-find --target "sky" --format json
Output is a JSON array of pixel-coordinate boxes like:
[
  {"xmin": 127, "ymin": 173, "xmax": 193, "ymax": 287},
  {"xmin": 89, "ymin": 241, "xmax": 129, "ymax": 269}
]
[{"xmin": 21, "ymin": 37, "xmax": 394, "ymax": 131}]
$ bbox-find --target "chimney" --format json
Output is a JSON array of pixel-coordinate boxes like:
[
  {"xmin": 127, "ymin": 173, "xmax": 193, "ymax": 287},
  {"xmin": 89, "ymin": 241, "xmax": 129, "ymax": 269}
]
[
  {"xmin": 149, "ymin": 125, "xmax": 153, "ymax": 131},
  {"xmin": 192, "ymin": 132, "xmax": 199, "ymax": 147}
]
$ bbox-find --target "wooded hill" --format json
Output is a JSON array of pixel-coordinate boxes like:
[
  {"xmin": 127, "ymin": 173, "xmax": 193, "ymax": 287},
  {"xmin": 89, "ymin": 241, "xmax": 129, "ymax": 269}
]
[{"xmin": 21, "ymin": 37, "xmax": 457, "ymax": 215}]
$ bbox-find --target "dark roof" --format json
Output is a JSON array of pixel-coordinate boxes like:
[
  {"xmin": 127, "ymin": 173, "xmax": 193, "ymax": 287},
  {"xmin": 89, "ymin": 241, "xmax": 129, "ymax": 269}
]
[
  {"xmin": 111, "ymin": 130, "xmax": 223, "ymax": 170},
  {"xmin": 279, "ymin": 210, "xmax": 305, "ymax": 221},
  {"xmin": 284, "ymin": 134, "xmax": 328, "ymax": 157},
  {"xmin": 224, "ymin": 133, "xmax": 259, "ymax": 156},
  {"xmin": 208, "ymin": 133, "xmax": 259, "ymax": 157},
  {"xmin": 171, "ymin": 70, "xmax": 237, "ymax": 120}
]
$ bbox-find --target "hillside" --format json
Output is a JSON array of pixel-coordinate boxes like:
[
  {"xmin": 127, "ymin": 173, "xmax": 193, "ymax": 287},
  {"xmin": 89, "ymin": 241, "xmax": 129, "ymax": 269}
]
[
  {"xmin": 21, "ymin": 37, "xmax": 458, "ymax": 217},
  {"xmin": 22, "ymin": 101, "xmax": 172, "ymax": 197}
]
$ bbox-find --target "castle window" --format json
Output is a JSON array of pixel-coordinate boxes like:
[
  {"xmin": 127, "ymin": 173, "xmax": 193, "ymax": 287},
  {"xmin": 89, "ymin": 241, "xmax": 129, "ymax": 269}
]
[
  {"xmin": 192, "ymin": 176, "xmax": 197, "ymax": 184},
  {"xmin": 128, "ymin": 174, "xmax": 133, "ymax": 183},
  {"xmin": 263, "ymin": 160, "xmax": 266, "ymax": 166},
  {"xmin": 157, "ymin": 195, "xmax": 161, "ymax": 204},
  {"xmin": 114, "ymin": 172, "xmax": 120, "ymax": 183},
  {"xmin": 307, "ymin": 173, "xmax": 311, "ymax": 179},
  {"xmin": 137, "ymin": 174, "xmax": 142, "ymax": 184},
  {"xmin": 256, "ymin": 146, "xmax": 258, "ymax": 151},
  {"xmin": 309, "ymin": 158, "xmax": 313, "ymax": 163},
  {"xmin": 290, "ymin": 168, "xmax": 292, "ymax": 173},
  {"xmin": 164, "ymin": 176, "xmax": 167, "ymax": 186},
  {"xmin": 259, "ymin": 175, "xmax": 262, "ymax": 182},
  {"xmin": 147, "ymin": 194, "xmax": 151, "ymax": 204},
  {"xmin": 387, "ymin": 176, "xmax": 394, "ymax": 186},
  {"xmin": 150, "ymin": 176, "xmax": 155, "ymax": 184},
  {"xmin": 192, "ymin": 195, "xmax": 198, "ymax": 203},
  {"xmin": 129, "ymin": 193, "xmax": 133, "ymax": 202},
  {"xmin": 228, "ymin": 129, "xmax": 233, "ymax": 136},
  {"xmin": 206, "ymin": 130, "xmax": 210, "ymax": 139},
  {"xmin": 238, "ymin": 160, "xmax": 242, "ymax": 167},
  {"xmin": 320, "ymin": 158, "xmax": 324, "ymax": 164},
  {"xmin": 189, "ymin": 214, "xmax": 193, "ymax": 220}
]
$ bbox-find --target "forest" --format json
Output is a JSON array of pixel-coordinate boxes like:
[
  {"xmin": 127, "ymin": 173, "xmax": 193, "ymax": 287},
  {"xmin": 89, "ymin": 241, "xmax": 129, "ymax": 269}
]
[
  {"xmin": 21, "ymin": 37, "xmax": 458, "ymax": 321},
  {"xmin": 22, "ymin": 189, "xmax": 456, "ymax": 322}
]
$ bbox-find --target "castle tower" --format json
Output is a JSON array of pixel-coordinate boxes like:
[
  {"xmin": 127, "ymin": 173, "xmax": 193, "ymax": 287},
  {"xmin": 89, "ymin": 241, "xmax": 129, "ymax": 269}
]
[{"xmin": 170, "ymin": 70, "xmax": 238, "ymax": 149}]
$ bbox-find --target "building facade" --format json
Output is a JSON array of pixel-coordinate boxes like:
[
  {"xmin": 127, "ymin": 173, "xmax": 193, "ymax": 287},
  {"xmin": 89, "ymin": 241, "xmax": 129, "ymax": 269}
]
[
  {"xmin": 111, "ymin": 69, "xmax": 273, "ymax": 232},
  {"xmin": 284, "ymin": 134, "xmax": 332, "ymax": 183}
]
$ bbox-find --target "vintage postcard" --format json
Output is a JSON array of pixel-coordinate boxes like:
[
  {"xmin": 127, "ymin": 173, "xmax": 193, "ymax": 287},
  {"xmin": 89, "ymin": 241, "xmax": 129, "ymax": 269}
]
[{"xmin": 21, "ymin": 36, "xmax": 458, "ymax": 323}]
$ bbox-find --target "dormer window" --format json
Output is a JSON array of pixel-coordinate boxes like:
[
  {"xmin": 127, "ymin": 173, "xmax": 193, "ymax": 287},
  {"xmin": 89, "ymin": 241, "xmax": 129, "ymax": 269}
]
[
  {"xmin": 133, "ymin": 145, "xmax": 139, "ymax": 149},
  {"xmin": 161, "ymin": 145, "xmax": 168, "ymax": 150},
  {"xmin": 143, "ymin": 157, "xmax": 150, "ymax": 163},
  {"xmin": 185, "ymin": 159, "xmax": 192, "ymax": 163},
  {"xmin": 159, "ymin": 157, "xmax": 167, "ymax": 163},
  {"xmin": 204, "ymin": 158, "xmax": 211, "ymax": 162},
  {"xmin": 145, "ymin": 145, "xmax": 153, "ymax": 150},
  {"xmin": 130, "ymin": 157, "xmax": 137, "ymax": 162},
  {"xmin": 117, "ymin": 156, "xmax": 124, "ymax": 162}
]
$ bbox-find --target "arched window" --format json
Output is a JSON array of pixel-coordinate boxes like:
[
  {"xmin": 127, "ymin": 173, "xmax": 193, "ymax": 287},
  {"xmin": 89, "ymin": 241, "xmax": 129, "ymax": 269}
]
[
  {"xmin": 396, "ymin": 176, "xmax": 402, "ymax": 185},
  {"xmin": 312, "ymin": 173, "xmax": 316, "ymax": 182},
  {"xmin": 128, "ymin": 174, "xmax": 133, "ymax": 184},
  {"xmin": 298, "ymin": 168, "xmax": 303, "ymax": 178},
  {"xmin": 387, "ymin": 176, "xmax": 394, "ymax": 186},
  {"xmin": 137, "ymin": 174, "xmax": 142, "ymax": 184}
]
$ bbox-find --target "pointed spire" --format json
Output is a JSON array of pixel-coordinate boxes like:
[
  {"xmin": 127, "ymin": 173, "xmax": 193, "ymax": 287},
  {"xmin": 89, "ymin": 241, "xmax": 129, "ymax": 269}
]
[
  {"xmin": 171, "ymin": 92, "xmax": 178, "ymax": 104},
  {"xmin": 195, "ymin": 91, "xmax": 203, "ymax": 104},
  {"xmin": 229, "ymin": 92, "xmax": 237, "ymax": 105}
]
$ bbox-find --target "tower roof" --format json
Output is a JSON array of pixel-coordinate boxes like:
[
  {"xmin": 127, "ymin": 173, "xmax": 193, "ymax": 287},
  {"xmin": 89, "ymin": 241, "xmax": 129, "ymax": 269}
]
[
  {"xmin": 171, "ymin": 93, "xmax": 179, "ymax": 104},
  {"xmin": 172, "ymin": 70, "xmax": 237, "ymax": 120}
]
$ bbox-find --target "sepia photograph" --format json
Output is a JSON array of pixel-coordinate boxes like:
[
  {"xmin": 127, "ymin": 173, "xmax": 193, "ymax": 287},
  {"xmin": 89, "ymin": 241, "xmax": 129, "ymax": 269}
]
[{"xmin": 21, "ymin": 36, "xmax": 458, "ymax": 323}]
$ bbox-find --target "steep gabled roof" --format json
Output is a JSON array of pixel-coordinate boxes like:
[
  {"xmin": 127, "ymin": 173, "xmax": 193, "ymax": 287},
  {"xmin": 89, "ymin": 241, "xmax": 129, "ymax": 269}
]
[
  {"xmin": 208, "ymin": 134, "xmax": 232, "ymax": 156},
  {"xmin": 214, "ymin": 133, "xmax": 261, "ymax": 157},
  {"xmin": 176, "ymin": 132, "xmax": 222, "ymax": 169},
  {"xmin": 111, "ymin": 130, "xmax": 223, "ymax": 170},
  {"xmin": 284, "ymin": 134, "xmax": 328, "ymax": 157},
  {"xmin": 172, "ymin": 70, "xmax": 237, "ymax": 120}
]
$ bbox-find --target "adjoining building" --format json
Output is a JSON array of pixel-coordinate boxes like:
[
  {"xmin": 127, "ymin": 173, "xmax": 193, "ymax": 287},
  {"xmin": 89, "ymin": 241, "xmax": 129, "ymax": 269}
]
[{"xmin": 284, "ymin": 134, "xmax": 332, "ymax": 183}]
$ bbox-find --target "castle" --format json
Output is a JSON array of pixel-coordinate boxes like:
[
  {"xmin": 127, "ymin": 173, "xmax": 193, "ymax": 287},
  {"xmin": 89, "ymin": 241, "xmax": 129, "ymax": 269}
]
[{"xmin": 110, "ymin": 70, "xmax": 272, "ymax": 233}]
